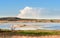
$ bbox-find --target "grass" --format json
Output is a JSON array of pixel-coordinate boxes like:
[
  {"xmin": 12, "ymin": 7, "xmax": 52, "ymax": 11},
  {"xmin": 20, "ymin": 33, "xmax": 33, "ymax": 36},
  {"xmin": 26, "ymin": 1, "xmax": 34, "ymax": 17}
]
[
  {"xmin": 14, "ymin": 30, "xmax": 60, "ymax": 36},
  {"xmin": 0, "ymin": 29, "xmax": 60, "ymax": 36}
]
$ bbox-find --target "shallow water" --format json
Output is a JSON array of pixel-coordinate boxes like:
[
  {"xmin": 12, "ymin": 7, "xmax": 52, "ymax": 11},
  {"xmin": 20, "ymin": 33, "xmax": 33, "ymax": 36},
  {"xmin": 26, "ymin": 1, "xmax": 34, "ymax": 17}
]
[
  {"xmin": 0, "ymin": 22, "xmax": 60, "ymax": 30},
  {"xmin": 0, "ymin": 22, "xmax": 60, "ymax": 38}
]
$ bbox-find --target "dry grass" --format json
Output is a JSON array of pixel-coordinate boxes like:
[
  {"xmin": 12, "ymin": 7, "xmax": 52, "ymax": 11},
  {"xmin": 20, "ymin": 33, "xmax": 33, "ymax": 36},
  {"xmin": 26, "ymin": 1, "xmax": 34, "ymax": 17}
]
[{"xmin": 0, "ymin": 30, "xmax": 60, "ymax": 38}]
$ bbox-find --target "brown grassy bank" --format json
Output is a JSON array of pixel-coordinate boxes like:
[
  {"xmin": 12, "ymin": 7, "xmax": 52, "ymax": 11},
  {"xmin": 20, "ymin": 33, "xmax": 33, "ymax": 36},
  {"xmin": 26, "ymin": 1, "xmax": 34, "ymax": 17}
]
[
  {"xmin": 0, "ymin": 30, "xmax": 60, "ymax": 36},
  {"xmin": 0, "ymin": 30, "xmax": 60, "ymax": 38}
]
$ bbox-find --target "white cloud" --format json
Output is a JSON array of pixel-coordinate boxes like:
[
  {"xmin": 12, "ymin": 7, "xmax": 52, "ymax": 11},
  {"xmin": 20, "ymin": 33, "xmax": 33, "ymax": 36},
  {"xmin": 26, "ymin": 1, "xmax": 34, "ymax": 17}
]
[
  {"xmin": 17, "ymin": 6, "xmax": 60, "ymax": 19},
  {"xmin": 17, "ymin": 6, "xmax": 41, "ymax": 19}
]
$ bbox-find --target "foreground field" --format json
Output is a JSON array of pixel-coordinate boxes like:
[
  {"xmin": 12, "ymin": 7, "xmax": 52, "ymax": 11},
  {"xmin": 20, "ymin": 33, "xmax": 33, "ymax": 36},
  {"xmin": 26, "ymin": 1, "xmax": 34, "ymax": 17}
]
[
  {"xmin": 0, "ymin": 30, "xmax": 60, "ymax": 38},
  {"xmin": 0, "ymin": 30, "xmax": 60, "ymax": 35}
]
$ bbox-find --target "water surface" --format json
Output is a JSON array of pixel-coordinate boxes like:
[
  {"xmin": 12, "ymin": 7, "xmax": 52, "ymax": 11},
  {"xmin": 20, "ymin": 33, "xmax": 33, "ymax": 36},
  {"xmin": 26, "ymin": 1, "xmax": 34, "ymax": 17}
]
[{"xmin": 0, "ymin": 22, "xmax": 60, "ymax": 30}]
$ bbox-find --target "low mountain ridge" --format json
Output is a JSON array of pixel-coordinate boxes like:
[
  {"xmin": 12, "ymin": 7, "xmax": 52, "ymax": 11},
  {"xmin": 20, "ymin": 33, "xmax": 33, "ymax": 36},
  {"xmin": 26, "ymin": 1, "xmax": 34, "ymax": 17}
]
[{"xmin": 0, "ymin": 17, "xmax": 21, "ymax": 21}]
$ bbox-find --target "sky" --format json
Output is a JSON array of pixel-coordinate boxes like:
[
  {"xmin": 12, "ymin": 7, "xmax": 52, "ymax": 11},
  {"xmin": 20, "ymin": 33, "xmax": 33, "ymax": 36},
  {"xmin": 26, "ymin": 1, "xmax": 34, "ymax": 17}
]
[{"xmin": 0, "ymin": 0, "xmax": 60, "ymax": 19}]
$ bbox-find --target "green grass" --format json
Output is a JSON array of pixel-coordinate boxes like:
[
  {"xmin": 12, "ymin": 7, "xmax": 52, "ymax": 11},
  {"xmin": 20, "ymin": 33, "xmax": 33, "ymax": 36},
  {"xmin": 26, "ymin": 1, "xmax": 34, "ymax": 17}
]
[
  {"xmin": 14, "ymin": 30, "xmax": 60, "ymax": 36},
  {"xmin": 0, "ymin": 29, "xmax": 60, "ymax": 36}
]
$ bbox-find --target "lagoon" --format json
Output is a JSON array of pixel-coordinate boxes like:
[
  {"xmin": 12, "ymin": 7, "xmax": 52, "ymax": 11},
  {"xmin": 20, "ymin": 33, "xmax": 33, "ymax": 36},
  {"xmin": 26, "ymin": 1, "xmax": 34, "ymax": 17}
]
[{"xmin": 0, "ymin": 22, "xmax": 60, "ymax": 30}]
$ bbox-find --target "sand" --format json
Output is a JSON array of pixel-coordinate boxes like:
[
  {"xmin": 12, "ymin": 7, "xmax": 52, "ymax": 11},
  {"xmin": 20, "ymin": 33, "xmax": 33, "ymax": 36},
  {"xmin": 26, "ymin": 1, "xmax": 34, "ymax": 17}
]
[
  {"xmin": 11, "ymin": 35, "xmax": 60, "ymax": 38},
  {"xmin": 0, "ymin": 33, "xmax": 60, "ymax": 38}
]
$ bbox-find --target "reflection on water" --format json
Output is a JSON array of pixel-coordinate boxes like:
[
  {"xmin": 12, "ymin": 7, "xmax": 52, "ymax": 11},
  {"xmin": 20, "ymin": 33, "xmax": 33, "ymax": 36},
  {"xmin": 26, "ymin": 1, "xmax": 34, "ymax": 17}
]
[{"xmin": 0, "ymin": 22, "xmax": 60, "ymax": 30}]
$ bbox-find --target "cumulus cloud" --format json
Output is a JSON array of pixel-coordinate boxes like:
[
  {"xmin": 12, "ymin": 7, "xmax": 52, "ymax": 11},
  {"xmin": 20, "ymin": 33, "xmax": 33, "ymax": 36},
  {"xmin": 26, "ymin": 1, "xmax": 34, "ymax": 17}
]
[
  {"xmin": 17, "ymin": 7, "xmax": 41, "ymax": 19},
  {"xmin": 17, "ymin": 7, "xmax": 60, "ymax": 19}
]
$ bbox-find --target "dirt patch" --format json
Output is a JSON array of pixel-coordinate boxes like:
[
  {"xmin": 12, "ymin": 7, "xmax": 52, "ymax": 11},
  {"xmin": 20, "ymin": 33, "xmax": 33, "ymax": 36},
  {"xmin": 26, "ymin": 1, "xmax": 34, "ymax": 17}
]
[{"xmin": 11, "ymin": 35, "xmax": 60, "ymax": 38}]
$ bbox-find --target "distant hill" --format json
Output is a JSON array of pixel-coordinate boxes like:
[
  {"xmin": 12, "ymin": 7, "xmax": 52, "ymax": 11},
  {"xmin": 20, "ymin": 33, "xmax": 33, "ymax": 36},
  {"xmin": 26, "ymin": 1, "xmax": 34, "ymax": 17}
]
[
  {"xmin": 0, "ymin": 17, "xmax": 21, "ymax": 21},
  {"xmin": 0, "ymin": 17, "xmax": 60, "ymax": 23}
]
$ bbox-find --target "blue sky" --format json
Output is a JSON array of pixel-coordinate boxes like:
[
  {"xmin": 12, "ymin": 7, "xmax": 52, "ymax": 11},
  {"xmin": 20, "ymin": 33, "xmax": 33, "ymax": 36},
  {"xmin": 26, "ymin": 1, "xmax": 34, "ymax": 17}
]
[{"xmin": 0, "ymin": 0, "xmax": 60, "ymax": 18}]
